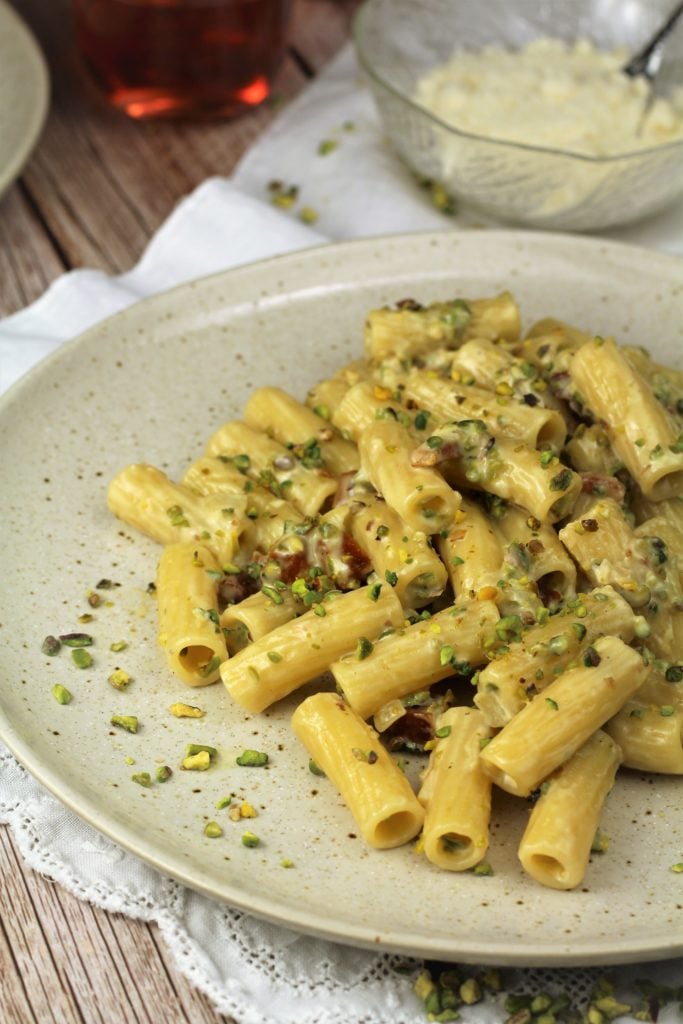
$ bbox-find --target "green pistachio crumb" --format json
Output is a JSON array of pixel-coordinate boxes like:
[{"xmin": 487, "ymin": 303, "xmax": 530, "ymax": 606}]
[
  {"xmin": 131, "ymin": 772, "xmax": 152, "ymax": 788},
  {"xmin": 186, "ymin": 743, "xmax": 217, "ymax": 759},
  {"xmin": 280, "ymin": 858, "xmax": 294, "ymax": 868},
  {"xmin": 309, "ymin": 759, "xmax": 325, "ymax": 776},
  {"xmin": 660, "ymin": 705, "xmax": 675, "ymax": 717},
  {"xmin": 182, "ymin": 751, "xmax": 211, "ymax": 771},
  {"xmin": 216, "ymin": 796, "xmax": 232, "ymax": 809},
  {"xmin": 236, "ymin": 749, "xmax": 269, "ymax": 767},
  {"xmin": 155, "ymin": 765, "xmax": 173, "ymax": 783},
  {"xmin": 170, "ymin": 702, "xmax": 204, "ymax": 718},
  {"xmin": 317, "ymin": 138, "xmax": 337, "ymax": 155},
  {"xmin": 110, "ymin": 640, "xmax": 128, "ymax": 653},
  {"xmin": 108, "ymin": 668, "xmax": 131, "ymax": 690},
  {"xmin": 670, "ymin": 862, "xmax": 683, "ymax": 872},
  {"xmin": 204, "ymin": 821, "xmax": 223, "ymax": 838},
  {"xmin": 545, "ymin": 697, "xmax": 559, "ymax": 711},
  {"xmin": 72, "ymin": 648, "xmax": 93, "ymax": 669},
  {"xmin": 52, "ymin": 683, "xmax": 72, "ymax": 705},
  {"xmin": 435, "ymin": 725, "xmax": 452, "ymax": 739},
  {"xmin": 241, "ymin": 830, "xmax": 260, "ymax": 848},
  {"xmin": 299, "ymin": 206, "xmax": 318, "ymax": 224},
  {"xmin": 591, "ymin": 830, "xmax": 610, "ymax": 853},
  {"xmin": 59, "ymin": 632, "xmax": 94, "ymax": 647},
  {"xmin": 355, "ymin": 636, "xmax": 374, "ymax": 660},
  {"xmin": 111, "ymin": 714, "xmax": 138, "ymax": 733},
  {"xmin": 42, "ymin": 635, "xmax": 61, "ymax": 656}
]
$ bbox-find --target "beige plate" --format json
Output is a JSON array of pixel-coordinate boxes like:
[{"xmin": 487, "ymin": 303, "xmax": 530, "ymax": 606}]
[
  {"xmin": 0, "ymin": 1, "xmax": 49, "ymax": 197},
  {"xmin": 1, "ymin": 231, "xmax": 682, "ymax": 966}
]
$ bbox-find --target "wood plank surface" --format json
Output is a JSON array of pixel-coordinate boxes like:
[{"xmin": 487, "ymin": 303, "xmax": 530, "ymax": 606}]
[{"xmin": 0, "ymin": 2, "xmax": 356, "ymax": 1020}]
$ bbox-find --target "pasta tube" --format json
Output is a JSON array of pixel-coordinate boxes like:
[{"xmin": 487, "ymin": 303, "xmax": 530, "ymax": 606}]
[
  {"xmin": 412, "ymin": 420, "xmax": 581, "ymax": 524},
  {"xmin": 493, "ymin": 505, "xmax": 576, "ymax": 602},
  {"xmin": 244, "ymin": 386, "xmax": 359, "ymax": 476},
  {"xmin": 107, "ymin": 463, "xmax": 246, "ymax": 565},
  {"xmin": 220, "ymin": 584, "xmax": 404, "ymax": 713},
  {"xmin": 205, "ymin": 421, "xmax": 337, "ymax": 516},
  {"xmin": 605, "ymin": 672, "xmax": 683, "ymax": 774},
  {"xmin": 291, "ymin": 692, "xmax": 425, "ymax": 849},
  {"xmin": 156, "ymin": 543, "xmax": 227, "ymax": 686},
  {"xmin": 479, "ymin": 635, "xmax": 648, "ymax": 796},
  {"xmin": 570, "ymin": 336, "xmax": 683, "ymax": 500},
  {"xmin": 183, "ymin": 455, "xmax": 303, "ymax": 552},
  {"xmin": 364, "ymin": 293, "xmax": 520, "ymax": 361},
  {"xmin": 358, "ymin": 419, "xmax": 461, "ymax": 534},
  {"xmin": 438, "ymin": 497, "xmax": 502, "ymax": 600},
  {"xmin": 419, "ymin": 707, "xmax": 493, "ymax": 871},
  {"xmin": 331, "ymin": 381, "xmax": 404, "ymax": 442},
  {"xmin": 518, "ymin": 730, "xmax": 622, "ymax": 890},
  {"xmin": 393, "ymin": 369, "xmax": 565, "ymax": 451},
  {"xmin": 475, "ymin": 586, "xmax": 638, "ymax": 727},
  {"xmin": 219, "ymin": 589, "xmax": 300, "ymax": 654},
  {"xmin": 331, "ymin": 600, "xmax": 499, "ymax": 719},
  {"xmin": 348, "ymin": 495, "xmax": 447, "ymax": 608}
]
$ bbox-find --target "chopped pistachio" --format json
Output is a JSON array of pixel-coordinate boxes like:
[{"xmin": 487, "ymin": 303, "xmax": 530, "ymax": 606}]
[
  {"xmin": 110, "ymin": 640, "xmax": 128, "ymax": 652},
  {"xmin": 108, "ymin": 668, "xmax": 131, "ymax": 690},
  {"xmin": 155, "ymin": 765, "xmax": 173, "ymax": 783},
  {"xmin": 236, "ymin": 749, "xmax": 269, "ymax": 767},
  {"xmin": 72, "ymin": 648, "xmax": 93, "ymax": 669},
  {"xmin": 169, "ymin": 702, "xmax": 205, "ymax": 718},
  {"xmin": 131, "ymin": 772, "xmax": 152, "ymax": 788},
  {"xmin": 204, "ymin": 821, "xmax": 223, "ymax": 838},
  {"xmin": 42, "ymin": 635, "xmax": 61, "ymax": 657},
  {"xmin": 216, "ymin": 796, "xmax": 232, "ymax": 810},
  {"xmin": 670, "ymin": 862, "xmax": 683, "ymax": 872},
  {"xmin": 355, "ymin": 636, "xmax": 374, "ymax": 660},
  {"xmin": 298, "ymin": 206, "xmax": 318, "ymax": 224},
  {"xmin": 309, "ymin": 759, "xmax": 325, "ymax": 776},
  {"xmin": 241, "ymin": 830, "xmax": 260, "ymax": 848},
  {"xmin": 52, "ymin": 683, "xmax": 72, "ymax": 705},
  {"xmin": 317, "ymin": 138, "xmax": 337, "ymax": 155},
  {"xmin": 591, "ymin": 830, "xmax": 610, "ymax": 853},
  {"xmin": 545, "ymin": 697, "xmax": 559, "ymax": 711},
  {"xmin": 472, "ymin": 861, "xmax": 494, "ymax": 876},
  {"xmin": 460, "ymin": 978, "xmax": 481, "ymax": 1005},
  {"xmin": 59, "ymin": 632, "xmax": 94, "ymax": 647},
  {"xmin": 280, "ymin": 858, "xmax": 294, "ymax": 868},
  {"xmin": 186, "ymin": 743, "xmax": 217, "ymax": 759},
  {"xmin": 111, "ymin": 714, "xmax": 138, "ymax": 733},
  {"xmin": 182, "ymin": 751, "xmax": 211, "ymax": 771}
]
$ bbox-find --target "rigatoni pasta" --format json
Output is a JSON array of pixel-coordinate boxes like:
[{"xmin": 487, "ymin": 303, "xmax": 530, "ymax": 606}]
[{"xmin": 107, "ymin": 287, "xmax": 682, "ymax": 894}]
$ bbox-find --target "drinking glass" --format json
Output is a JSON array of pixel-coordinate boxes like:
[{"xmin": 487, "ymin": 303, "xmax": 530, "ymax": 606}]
[{"xmin": 72, "ymin": 0, "xmax": 293, "ymax": 119}]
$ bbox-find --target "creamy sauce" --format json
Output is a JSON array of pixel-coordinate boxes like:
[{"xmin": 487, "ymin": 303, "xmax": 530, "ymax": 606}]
[{"xmin": 415, "ymin": 38, "xmax": 683, "ymax": 157}]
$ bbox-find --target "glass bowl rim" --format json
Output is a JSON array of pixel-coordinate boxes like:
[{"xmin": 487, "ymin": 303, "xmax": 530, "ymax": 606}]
[{"xmin": 352, "ymin": 0, "xmax": 683, "ymax": 165}]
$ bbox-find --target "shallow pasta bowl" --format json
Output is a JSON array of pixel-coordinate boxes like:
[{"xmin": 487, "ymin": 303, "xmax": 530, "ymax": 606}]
[
  {"xmin": 0, "ymin": 231, "xmax": 682, "ymax": 966},
  {"xmin": 354, "ymin": 0, "xmax": 683, "ymax": 231}
]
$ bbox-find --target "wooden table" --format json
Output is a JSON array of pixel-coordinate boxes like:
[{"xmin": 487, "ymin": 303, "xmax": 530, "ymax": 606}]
[{"xmin": 0, "ymin": 2, "xmax": 355, "ymax": 1020}]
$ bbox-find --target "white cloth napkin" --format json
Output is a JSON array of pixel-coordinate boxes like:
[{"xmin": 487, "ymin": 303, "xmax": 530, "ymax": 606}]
[{"xmin": 1, "ymin": 42, "xmax": 682, "ymax": 1024}]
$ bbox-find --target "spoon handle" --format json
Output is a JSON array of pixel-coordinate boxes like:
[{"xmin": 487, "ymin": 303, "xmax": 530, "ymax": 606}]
[{"xmin": 622, "ymin": 0, "xmax": 683, "ymax": 79}]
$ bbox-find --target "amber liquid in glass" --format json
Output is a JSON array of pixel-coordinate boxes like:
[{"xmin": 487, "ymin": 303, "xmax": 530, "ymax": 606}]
[{"xmin": 73, "ymin": 0, "xmax": 292, "ymax": 119}]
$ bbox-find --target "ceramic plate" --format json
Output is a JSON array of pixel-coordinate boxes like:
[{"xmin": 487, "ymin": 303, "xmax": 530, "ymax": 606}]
[
  {"xmin": 0, "ymin": 1, "xmax": 49, "ymax": 197},
  {"xmin": 1, "ymin": 232, "xmax": 682, "ymax": 967}
]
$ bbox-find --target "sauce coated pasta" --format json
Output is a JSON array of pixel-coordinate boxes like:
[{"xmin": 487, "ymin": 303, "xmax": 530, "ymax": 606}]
[{"xmin": 107, "ymin": 289, "xmax": 683, "ymax": 890}]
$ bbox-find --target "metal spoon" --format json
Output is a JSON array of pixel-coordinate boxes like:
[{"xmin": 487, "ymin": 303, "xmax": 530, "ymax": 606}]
[{"xmin": 622, "ymin": 0, "xmax": 683, "ymax": 81}]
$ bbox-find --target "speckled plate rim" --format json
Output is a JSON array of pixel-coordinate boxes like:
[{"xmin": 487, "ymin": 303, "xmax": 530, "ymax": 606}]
[
  {"xmin": 0, "ymin": 1, "xmax": 49, "ymax": 198},
  {"xmin": 1, "ymin": 230, "xmax": 683, "ymax": 968}
]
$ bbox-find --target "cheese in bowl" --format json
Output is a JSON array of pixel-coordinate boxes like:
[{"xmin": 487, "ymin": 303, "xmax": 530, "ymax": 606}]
[{"xmin": 415, "ymin": 38, "xmax": 683, "ymax": 157}]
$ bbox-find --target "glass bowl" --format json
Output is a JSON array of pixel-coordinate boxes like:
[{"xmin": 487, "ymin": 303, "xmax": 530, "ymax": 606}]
[{"xmin": 353, "ymin": 0, "xmax": 683, "ymax": 231}]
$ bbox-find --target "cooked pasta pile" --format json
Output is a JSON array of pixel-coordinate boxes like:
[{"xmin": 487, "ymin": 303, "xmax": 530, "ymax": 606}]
[{"xmin": 107, "ymin": 291, "xmax": 683, "ymax": 890}]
